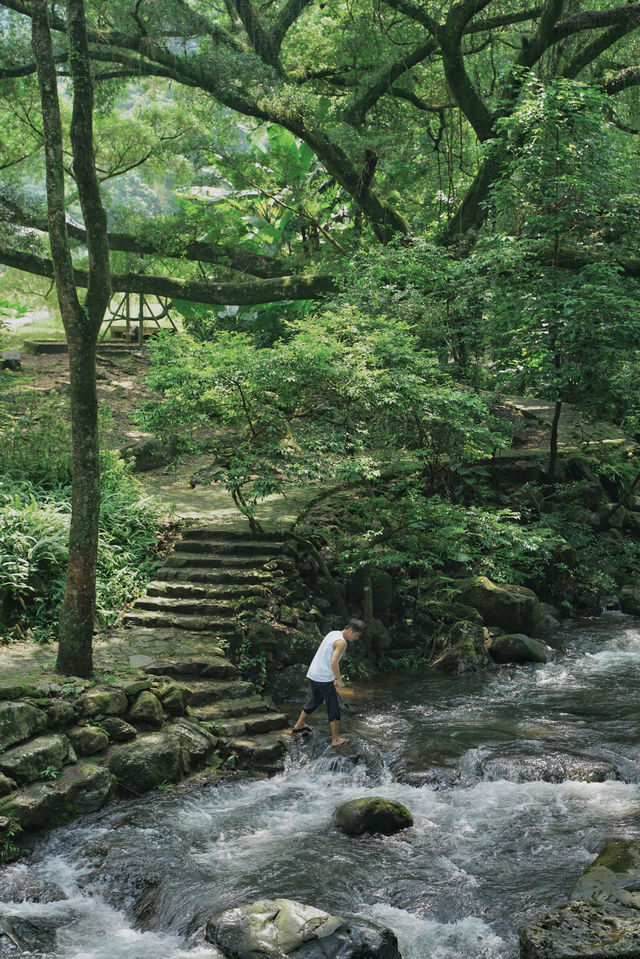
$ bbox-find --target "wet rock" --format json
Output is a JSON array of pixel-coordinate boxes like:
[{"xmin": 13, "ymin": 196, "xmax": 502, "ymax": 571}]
[
  {"xmin": 68, "ymin": 726, "xmax": 110, "ymax": 757},
  {"xmin": 0, "ymin": 733, "xmax": 76, "ymax": 785},
  {"xmin": 2, "ymin": 764, "xmax": 116, "ymax": 829},
  {"xmin": 206, "ymin": 898, "xmax": 403, "ymax": 959},
  {"xmin": 333, "ymin": 797, "xmax": 413, "ymax": 836},
  {"xmin": 562, "ymin": 580, "xmax": 602, "ymax": 617},
  {"xmin": 77, "ymin": 687, "xmax": 128, "ymax": 718},
  {"xmin": 488, "ymin": 633, "xmax": 551, "ymax": 665},
  {"xmin": 115, "ymin": 678, "xmax": 153, "ymax": 698},
  {"xmin": 0, "ymin": 684, "xmax": 37, "ymax": 702},
  {"xmin": 455, "ymin": 576, "xmax": 542, "ymax": 632},
  {"xmin": 431, "ymin": 621, "xmax": 490, "ymax": 674},
  {"xmin": 519, "ymin": 840, "xmax": 640, "ymax": 958},
  {"xmin": 99, "ymin": 716, "xmax": 138, "ymax": 742},
  {"xmin": 533, "ymin": 613, "xmax": 561, "ymax": 634},
  {"xmin": 128, "ymin": 691, "xmax": 164, "ymax": 728},
  {"xmin": 0, "ymin": 701, "xmax": 48, "ymax": 751},
  {"xmin": 619, "ymin": 581, "xmax": 640, "ymax": 616},
  {"xmin": 272, "ymin": 663, "xmax": 309, "ymax": 700},
  {"xmin": 107, "ymin": 721, "xmax": 216, "ymax": 793}
]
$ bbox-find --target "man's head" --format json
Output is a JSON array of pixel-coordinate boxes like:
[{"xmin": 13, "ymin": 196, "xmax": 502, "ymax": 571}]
[{"xmin": 343, "ymin": 619, "xmax": 365, "ymax": 642}]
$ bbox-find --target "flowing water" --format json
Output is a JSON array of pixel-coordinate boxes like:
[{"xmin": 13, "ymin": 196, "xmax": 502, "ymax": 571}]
[{"xmin": 3, "ymin": 613, "xmax": 640, "ymax": 959}]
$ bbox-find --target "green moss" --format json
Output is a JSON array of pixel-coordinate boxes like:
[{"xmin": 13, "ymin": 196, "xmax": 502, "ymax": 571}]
[{"xmin": 589, "ymin": 842, "xmax": 637, "ymax": 875}]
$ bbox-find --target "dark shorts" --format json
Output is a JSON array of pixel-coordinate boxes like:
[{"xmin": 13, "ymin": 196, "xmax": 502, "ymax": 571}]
[{"xmin": 303, "ymin": 679, "xmax": 341, "ymax": 723}]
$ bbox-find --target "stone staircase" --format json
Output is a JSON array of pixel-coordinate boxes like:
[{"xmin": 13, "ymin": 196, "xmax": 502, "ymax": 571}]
[{"xmin": 119, "ymin": 526, "xmax": 294, "ymax": 772}]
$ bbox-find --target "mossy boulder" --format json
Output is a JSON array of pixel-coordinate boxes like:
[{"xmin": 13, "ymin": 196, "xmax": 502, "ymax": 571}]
[
  {"xmin": 455, "ymin": 576, "xmax": 542, "ymax": 632},
  {"xmin": 488, "ymin": 633, "xmax": 551, "ymax": 665},
  {"xmin": 0, "ymin": 734, "xmax": 76, "ymax": 785},
  {"xmin": 44, "ymin": 700, "xmax": 75, "ymax": 730},
  {"xmin": 107, "ymin": 721, "xmax": 216, "ymax": 793},
  {"xmin": 431, "ymin": 621, "xmax": 490, "ymax": 674},
  {"xmin": 619, "ymin": 581, "xmax": 640, "ymax": 616},
  {"xmin": 206, "ymin": 898, "xmax": 402, "ymax": 959},
  {"xmin": 127, "ymin": 691, "xmax": 164, "ymax": 728},
  {"xmin": 519, "ymin": 840, "xmax": 640, "ymax": 958},
  {"xmin": 68, "ymin": 726, "xmax": 110, "ymax": 757},
  {"xmin": 77, "ymin": 687, "xmax": 128, "ymax": 719},
  {"xmin": 155, "ymin": 682, "xmax": 189, "ymax": 716},
  {"xmin": 333, "ymin": 797, "xmax": 413, "ymax": 837},
  {"xmin": 0, "ymin": 772, "xmax": 17, "ymax": 796},
  {"xmin": 1, "ymin": 763, "xmax": 116, "ymax": 829},
  {"xmin": 0, "ymin": 701, "xmax": 48, "ymax": 751},
  {"xmin": 99, "ymin": 716, "xmax": 138, "ymax": 743}
]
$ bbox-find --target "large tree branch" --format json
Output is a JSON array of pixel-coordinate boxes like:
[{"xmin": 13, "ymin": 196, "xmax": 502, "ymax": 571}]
[
  {"xmin": 272, "ymin": 0, "xmax": 316, "ymax": 52},
  {"xmin": 563, "ymin": 20, "xmax": 637, "ymax": 79},
  {"xmin": 603, "ymin": 66, "xmax": 640, "ymax": 95},
  {"xmin": 67, "ymin": 0, "xmax": 110, "ymax": 324},
  {"xmin": 342, "ymin": 41, "xmax": 437, "ymax": 126},
  {"xmin": 0, "ymin": 246, "xmax": 339, "ymax": 304}
]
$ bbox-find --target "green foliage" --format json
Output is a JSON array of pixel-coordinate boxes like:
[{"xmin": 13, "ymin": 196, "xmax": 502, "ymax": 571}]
[
  {"xmin": 0, "ymin": 454, "xmax": 163, "ymax": 643},
  {"xmin": 0, "ymin": 816, "xmax": 20, "ymax": 863},
  {"xmin": 38, "ymin": 765, "xmax": 60, "ymax": 781}
]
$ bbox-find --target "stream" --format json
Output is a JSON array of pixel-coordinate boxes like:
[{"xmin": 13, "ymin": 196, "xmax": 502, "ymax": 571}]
[{"xmin": 2, "ymin": 612, "xmax": 640, "ymax": 959}]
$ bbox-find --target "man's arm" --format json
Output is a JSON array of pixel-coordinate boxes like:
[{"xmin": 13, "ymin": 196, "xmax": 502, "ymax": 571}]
[{"xmin": 331, "ymin": 639, "xmax": 347, "ymax": 688}]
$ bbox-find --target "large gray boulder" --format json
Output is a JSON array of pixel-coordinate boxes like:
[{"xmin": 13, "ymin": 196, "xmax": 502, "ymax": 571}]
[
  {"xmin": 520, "ymin": 840, "xmax": 640, "ymax": 958},
  {"xmin": 488, "ymin": 633, "xmax": 551, "ymax": 665},
  {"xmin": 0, "ymin": 734, "xmax": 76, "ymax": 785},
  {"xmin": 206, "ymin": 898, "xmax": 403, "ymax": 959},
  {"xmin": 0, "ymin": 701, "xmax": 48, "ymax": 751},
  {"xmin": 619, "ymin": 581, "xmax": 640, "ymax": 616},
  {"xmin": 431, "ymin": 621, "xmax": 490, "ymax": 674},
  {"xmin": 455, "ymin": 576, "xmax": 542, "ymax": 632},
  {"xmin": 333, "ymin": 797, "xmax": 413, "ymax": 837},
  {"xmin": 77, "ymin": 687, "xmax": 128, "ymax": 718},
  {"xmin": 2, "ymin": 763, "xmax": 116, "ymax": 829},
  {"xmin": 107, "ymin": 721, "xmax": 216, "ymax": 792}
]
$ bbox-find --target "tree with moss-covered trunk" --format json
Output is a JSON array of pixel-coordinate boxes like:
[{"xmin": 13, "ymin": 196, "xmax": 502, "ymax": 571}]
[{"xmin": 31, "ymin": 0, "xmax": 110, "ymax": 677}]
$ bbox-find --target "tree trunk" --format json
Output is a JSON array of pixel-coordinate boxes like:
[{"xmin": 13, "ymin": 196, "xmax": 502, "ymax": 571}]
[
  {"xmin": 547, "ymin": 400, "xmax": 562, "ymax": 481},
  {"xmin": 56, "ymin": 322, "xmax": 100, "ymax": 677},
  {"xmin": 32, "ymin": 0, "xmax": 110, "ymax": 677}
]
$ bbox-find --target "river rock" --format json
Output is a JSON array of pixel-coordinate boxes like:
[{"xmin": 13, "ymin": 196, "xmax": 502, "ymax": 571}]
[
  {"xmin": 0, "ymin": 701, "xmax": 48, "ymax": 751},
  {"xmin": 0, "ymin": 734, "xmax": 76, "ymax": 785},
  {"xmin": 99, "ymin": 716, "xmax": 138, "ymax": 742},
  {"xmin": 619, "ymin": 581, "xmax": 640, "ymax": 616},
  {"xmin": 519, "ymin": 840, "xmax": 640, "ymax": 958},
  {"xmin": 0, "ymin": 773, "xmax": 16, "ymax": 796},
  {"xmin": 155, "ymin": 682, "xmax": 189, "ymax": 716},
  {"xmin": 44, "ymin": 700, "xmax": 75, "ymax": 729},
  {"xmin": 272, "ymin": 663, "xmax": 308, "ymax": 700},
  {"xmin": 68, "ymin": 726, "xmax": 110, "ymax": 757},
  {"xmin": 488, "ymin": 633, "xmax": 551, "ymax": 664},
  {"xmin": 333, "ymin": 797, "xmax": 413, "ymax": 836},
  {"xmin": 128, "ymin": 691, "xmax": 164, "ymax": 728},
  {"xmin": 455, "ymin": 576, "xmax": 542, "ymax": 631},
  {"xmin": 206, "ymin": 898, "xmax": 403, "ymax": 959},
  {"xmin": 77, "ymin": 687, "xmax": 128, "ymax": 718},
  {"xmin": 1, "ymin": 763, "xmax": 116, "ymax": 829},
  {"xmin": 431, "ymin": 621, "xmax": 490, "ymax": 674},
  {"xmin": 107, "ymin": 721, "xmax": 216, "ymax": 792}
]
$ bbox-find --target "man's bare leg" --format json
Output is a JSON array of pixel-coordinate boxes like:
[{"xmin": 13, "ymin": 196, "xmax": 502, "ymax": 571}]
[
  {"xmin": 330, "ymin": 719, "xmax": 347, "ymax": 747},
  {"xmin": 292, "ymin": 709, "xmax": 313, "ymax": 732}
]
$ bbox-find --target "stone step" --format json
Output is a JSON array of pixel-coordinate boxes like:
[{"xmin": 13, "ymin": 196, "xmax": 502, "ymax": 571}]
[
  {"xmin": 146, "ymin": 581, "xmax": 268, "ymax": 600},
  {"xmin": 156, "ymin": 568, "xmax": 272, "ymax": 585},
  {"xmin": 221, "ymin": 732, "xmax": 287, "ymax": 770},
  {"xmin": 180, "ymin": 528, "xmax": 284, "ymax": 544},
  {"xmin": 173, "ymin": 538, "xmax": 285, "ymax": 556},
  {"xmin": 188, "ymin": 695, "xmax": 271, "ymax": 720},
  {"xmin": 143, "ymin": 656, "xmax": 238, "ymax": 680},
  {"xmin": 132, "ymin": 596, "xmax": 266, "ymax": 616},
  {"xmin": 209, "ymin": 712, "xmax": 289, "ymax": 738},
  {"xmin": 105, "ymin": 628, "xmax": 227, "ymax": 652},
  {"xmin": 181, "ymin": 680, "xmax": 255, "ymax": 706},
  {"xmin": 162, "ymin": 553, "xmax": 283, "ymax": 570},
  {"xmin": 122, "ymin": 611, "xmax": 238, "ymax": 632}
]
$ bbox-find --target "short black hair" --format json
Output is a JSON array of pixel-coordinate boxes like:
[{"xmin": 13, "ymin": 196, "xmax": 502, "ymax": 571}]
[{"xmin": 345, "ymin": 618, "xmax": 366, "ymax": 633}]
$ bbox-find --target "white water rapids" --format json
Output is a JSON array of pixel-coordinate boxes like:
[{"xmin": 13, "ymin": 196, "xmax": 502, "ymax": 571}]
[{"xmin": 2, "ymin": 613, "xmax": 640, "ymax": 959}]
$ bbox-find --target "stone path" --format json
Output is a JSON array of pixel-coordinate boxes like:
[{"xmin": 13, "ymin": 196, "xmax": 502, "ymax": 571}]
[{"xmin": 501, "ymin": 397, "xmax": 633, "ymax": 455}]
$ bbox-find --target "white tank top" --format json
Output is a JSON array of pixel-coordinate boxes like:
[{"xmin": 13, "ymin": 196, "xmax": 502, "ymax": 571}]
[{"xmin": 307, "ymin": 631, "xmax": 345, "ymax": 682}]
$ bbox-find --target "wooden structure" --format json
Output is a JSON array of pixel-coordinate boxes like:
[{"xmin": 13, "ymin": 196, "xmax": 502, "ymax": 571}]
[{"xmin": 99, "ymin": 293, "xmax": 177, "ymax": 346}]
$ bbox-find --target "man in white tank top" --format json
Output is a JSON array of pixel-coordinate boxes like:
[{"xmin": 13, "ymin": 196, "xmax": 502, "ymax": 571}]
[{"xmin": 291, "ymin": 619, "xmax": 365, "ymax": 746}]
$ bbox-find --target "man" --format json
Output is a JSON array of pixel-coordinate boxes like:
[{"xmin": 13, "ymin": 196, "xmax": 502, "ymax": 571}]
[{"xmin": 291, "ymin": 619, "xmax": 365, "ymax": 747}]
